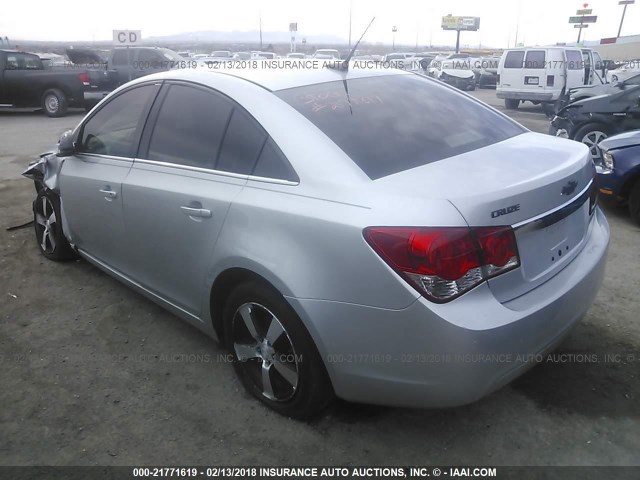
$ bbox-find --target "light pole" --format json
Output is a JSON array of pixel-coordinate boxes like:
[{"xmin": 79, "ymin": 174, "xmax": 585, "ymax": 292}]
[
  {"xmin": 392, "ymin": 25, "xmax": 397, "ymax": 51},
  {"xmin": 348, "ymin": 0, "xmax": 353, "ymax": 49},
  {"xmin": 617, "ymin": 0, "xmax": 634, "ymax": 38}
]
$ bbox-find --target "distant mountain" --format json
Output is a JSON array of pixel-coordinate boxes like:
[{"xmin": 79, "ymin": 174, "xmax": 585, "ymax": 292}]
[{"xmin": 146, "ymin": 30, "xmax": 346, "ymax": 45}]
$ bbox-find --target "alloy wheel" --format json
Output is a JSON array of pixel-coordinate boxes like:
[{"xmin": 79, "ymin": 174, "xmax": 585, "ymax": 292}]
[
  {"xmin": 231, "ymin": 302, "xmax": 299, "ymax": 401},
  {"xmin": 35, "ymin": 196, "xmax": 57, "ymax": 254},
  {"xmin": 581, "ymin": 130, "xmax": 607, "ymax": 162}
]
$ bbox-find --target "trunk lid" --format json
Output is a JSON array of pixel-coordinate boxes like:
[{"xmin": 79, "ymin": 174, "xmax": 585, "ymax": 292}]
[{"xmin": 376, "ymin": 132, "xmax": 595, "ymax": 301}]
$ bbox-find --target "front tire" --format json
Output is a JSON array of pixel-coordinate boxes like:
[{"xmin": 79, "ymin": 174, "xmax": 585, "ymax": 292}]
[
  {"xmin": 629, "ymin": 180, "xmax": 640, "ymax": 226},
  {"xmin": 42, "ymin": 89, "xmax": 68, "ymax": 118},
  {"xmin": 505, "ymin": 98, "xmax": 519, "ymax": 110},
  {"xmin": 33, "ymin": 189, "xmax": 76, "ymax": 261},
  {"xmin": 223, "ymin": 281, "xmax": 333, "ymax": 419},
  {"xmin": 573, "ymin": 123, "xmax": 609, "ymax": 163}
]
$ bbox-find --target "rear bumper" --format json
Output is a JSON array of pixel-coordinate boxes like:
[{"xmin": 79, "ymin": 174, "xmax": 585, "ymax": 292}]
[
  {"xmin": 287, "ymin": 208, "xmax": 609, "ymax": 408},
  {"xmin": 441, "ymin": 76, "xmax": 475, "ymax": 90},
  {"xmin": 497, "ymin": 90, "xmax": 556, "ymax": 102}
]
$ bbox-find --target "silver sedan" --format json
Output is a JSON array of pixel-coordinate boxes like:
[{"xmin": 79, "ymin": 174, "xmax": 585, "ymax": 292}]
[{"xmin": 25, "ymin": 66, "xmax": 610, "ymax": 418}]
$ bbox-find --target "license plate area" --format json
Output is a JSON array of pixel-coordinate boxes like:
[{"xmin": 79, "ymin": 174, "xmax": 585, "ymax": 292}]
[{"xmin": 525, "ymin": 76, "xmax": 539, "ymax": 85}]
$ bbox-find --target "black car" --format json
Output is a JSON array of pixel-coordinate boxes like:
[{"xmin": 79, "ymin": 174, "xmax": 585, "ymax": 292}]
[{"xmin": 549, "ymin": 85, "xmax": 640, "ymax": 161}]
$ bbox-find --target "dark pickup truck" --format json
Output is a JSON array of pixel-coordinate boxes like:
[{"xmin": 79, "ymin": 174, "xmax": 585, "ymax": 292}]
[{"xmin": 0, "ymin": 49, "xmax": 100, "ymax": 117}]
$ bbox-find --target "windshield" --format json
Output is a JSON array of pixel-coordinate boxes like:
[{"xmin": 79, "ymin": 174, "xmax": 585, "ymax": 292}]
[{"xmin": 276, "ymin": 74, "xmax": 525, "ymax": 179}]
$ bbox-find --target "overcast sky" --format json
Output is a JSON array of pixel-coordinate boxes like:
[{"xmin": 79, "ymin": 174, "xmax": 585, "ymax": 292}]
[{"xmin": 2, "ymin": 0, "xmax": 639, "ymax": 48}]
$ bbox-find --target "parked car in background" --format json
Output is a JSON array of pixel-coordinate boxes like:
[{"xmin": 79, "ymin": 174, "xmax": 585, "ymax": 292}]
[
  {"xmin": 475, "ymin": 55, "xmax": 500, "ymax": 88},
  {"xmin": 107, "ymin": 47, "xmax": 184, "ymax": 87},
  {"xmin": 549, "ymin": 85, "xmax": 640, "ymax": 161},
  {"xmin": 497, "ymin": 47, "xmax": 605, "ymax": 112},
  {"xmin": 211, "ymin": 51, "xmax": 233, "ymax": 58},
  {"xmin": 312, "ymin": 49, "xmax": 341, "ymax": 59},
  {"xmin": 251, "ymin": 51, "xmax": 277, "ymax": 60},
  {"xmin": 566, "ymin": 72, "xmax": 640, "ymax": 104},
  {"xmin": 23, "ymin": 66, "xmax": 609, "ymax": 418},
  {"xmin": 234, "ymin": 52, "xmax": 252, "ymax": 60},
  {"xmin": 596, "ymin": 130, "xmax": 640, "ymax": 225},
  {"xmin": 0, "ymin": 49, "xmax": 102, "ymax": 116},
  {"xmin": 607, "ymin": 60, "xmax": 640, "ymax": 84},
  {"xmin": 428, "ymin": 54, "xmax": 476, "ymax": 90},
  {"xmin": 286, "ymin": 53, "xmax": 306, "ymax": 59}
]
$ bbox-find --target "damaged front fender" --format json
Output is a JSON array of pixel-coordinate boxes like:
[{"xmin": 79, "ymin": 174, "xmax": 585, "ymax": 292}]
[{"xmin": 22, "ymin": 152, "xmax": 67, "ymax": 194}]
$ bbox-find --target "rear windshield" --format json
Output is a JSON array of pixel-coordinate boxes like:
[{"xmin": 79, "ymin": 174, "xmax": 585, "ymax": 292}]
[{"xmin": 276, "ymin": 74, "xmax": 525, "ymax": 179}]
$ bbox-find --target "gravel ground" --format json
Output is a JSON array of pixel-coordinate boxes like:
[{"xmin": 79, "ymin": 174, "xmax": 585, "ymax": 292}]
[{"xmin": 0, "ymin": 91, "xmax": 638, "ymax": 469}]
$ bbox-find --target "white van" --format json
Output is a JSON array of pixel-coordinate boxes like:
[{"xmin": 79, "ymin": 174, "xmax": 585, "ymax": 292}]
[{"xmin": 497, "ymin": 47, "xmax": 605, "ymax": 110}]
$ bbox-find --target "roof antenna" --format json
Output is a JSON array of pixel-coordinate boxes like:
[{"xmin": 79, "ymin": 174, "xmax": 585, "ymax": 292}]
[{"xmin": 341, "ymin": 16, "xmax": 376, "ymax": 70}]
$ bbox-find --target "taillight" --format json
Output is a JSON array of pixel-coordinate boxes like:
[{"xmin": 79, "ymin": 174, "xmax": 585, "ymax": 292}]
[
  {"xmin": 364, "ymin": 226, "xmax": 520, "ymax": 303},
  {"xmin": 496, "ymin": 74, "xmax": 500, "ymax": 84},
  {"xmin": 547, "ymin": 75, "xmax": 554, "ymax": 86},
  {"xmin": 79, "ymin": 72, "xmax": 90, "ymax": 86}
]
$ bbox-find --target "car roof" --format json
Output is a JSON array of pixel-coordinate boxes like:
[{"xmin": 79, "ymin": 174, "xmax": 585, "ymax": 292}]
[{"xmin": 161, "ymin": 64, "xmax": 410, "ymax": 91}]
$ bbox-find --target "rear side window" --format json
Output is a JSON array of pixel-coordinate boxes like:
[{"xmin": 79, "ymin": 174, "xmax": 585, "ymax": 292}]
[
  {"xmin": 566, "ymin": 50, "xmax": 583, "ymax": 70},
  {"xmin": 147, "ymin": 84, "xmax": 232, "ymax": 168},
  {"xmin": 216, "ymin": 108, "xmax": 267, "ymax": 174},
  {"xmin": 276, "ymin": 75, "xmax": 525, "ymax": 180},
  {"xmin": 253, "ymin": 138, "xmax": 299, "ymax": 182},
  {"xmin": 79, "ymin": 84, "xmax": 159, "ymax": 158},
  {"xmin": 137, "ymin": 49, "xmax": 163, "ymax": 62},
  {"xmin": 504, "ymin": 51, "xmax": 525, "ymax": 68},
  {"xmin": 524, "ymin": 51, "xmax": 545, "ymax": 69}
]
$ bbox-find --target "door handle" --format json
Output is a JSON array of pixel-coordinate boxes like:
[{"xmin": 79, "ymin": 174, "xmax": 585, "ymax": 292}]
[
  {"xmin": 180, "ymin": 206, "xmax": 212, "ymax": 218},
  {"xmin": 99, "ymin": 189, "xmax": 117, "ymax": 199}
]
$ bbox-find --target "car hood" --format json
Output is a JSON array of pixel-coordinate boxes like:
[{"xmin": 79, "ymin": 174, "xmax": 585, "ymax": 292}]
[
  {"xmin": 559, "ymin": 85, "xmax": 640, "ymax": 115},
  {"xmin": 441, "ymin": 68, "xmax": 475, "ymax": 79},
  {"xmin": 598, "ymin": 129, "xmax": 640, "ymax": 151}
]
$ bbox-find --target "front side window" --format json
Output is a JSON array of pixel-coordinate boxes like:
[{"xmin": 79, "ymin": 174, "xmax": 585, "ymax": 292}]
[
  {"xmin": 504, "ymin": 51, "xmax": 525, "ymax": 69},
  {"xmin": 78, "ymin": 84, "xmax": 159, "ymax": 157},
  {"xmin": 276, "ymin": 74, "xmax": 525, "ymax": 180},
  {"xmin": 146, "ymin": 84, "xmax": 232, "ymax": 169}
]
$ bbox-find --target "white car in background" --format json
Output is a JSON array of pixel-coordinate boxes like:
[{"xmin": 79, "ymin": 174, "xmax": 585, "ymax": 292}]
[
  {"xmin": 607, "ymin": 60, "xmax": 640, "ymax": 83},
  {"xmin": 312, "ymin": 49, "xmax": 341, "ymax": 59},
  {"xmin": 429, "ymin": 54, "xmax": 476, "ymax": 90}
]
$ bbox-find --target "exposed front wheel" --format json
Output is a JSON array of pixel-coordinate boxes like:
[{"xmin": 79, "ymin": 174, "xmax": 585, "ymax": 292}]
[
  {"xmin": 573, "ymin": 123, "xmax": 609, "ymax": 163},
  {"xmin": 42, "ymin": 89, "xmax": 68, "ymax": 118},
  {"xmin": 33, "ymin": 190, "xmax": 76, "ymax": 261},
  {"xmin": 223, "ymin": 281, "xmax": 333, "ymax": 419}
]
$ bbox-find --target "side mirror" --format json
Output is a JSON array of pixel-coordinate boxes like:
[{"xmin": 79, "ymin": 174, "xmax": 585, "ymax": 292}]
[{"xmin": 57, "ymin": 129, "xmax": 76, "ymax": 157}]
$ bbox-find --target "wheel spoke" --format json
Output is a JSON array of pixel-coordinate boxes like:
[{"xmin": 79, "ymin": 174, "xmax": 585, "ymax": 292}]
[
  {"xmin": 239, "ymin": 304, "xmax": 260, "ymax": 341},
  {"xmin": 234, "ymin": 342, "xmax": 260, "ymax": 361},
  {"xmin": 265, "ymin": 317, "xmax": 284, "ymax": 344},
  {"xmin": 48, "ymin": 209, "xmax": 56, "ymax": 225},
  {"xmin": 35, "ymin": 213, "xmax": 46, "ymax": 226},
  {"xmin": 41, "ymin": 230, "xmax": 49, "ymax": 251},
  {"xmin": 42, "ymin": 197, "xmax": 48, "ymax": 217},
  {"xmin": 273, "ymin": 357, "xmax": 298, "ymax": 387},
  {"xmin": 261, "ymin": 363, "xmax": 274, "ymax": 399},
  {"xmin": 48, "ymin": 230, "xmax": 56, "ymax": 251}
]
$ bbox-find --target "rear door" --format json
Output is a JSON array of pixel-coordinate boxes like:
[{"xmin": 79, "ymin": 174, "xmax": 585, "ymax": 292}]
[
  {"xmin": 123, "ymin": 82, "xmax": 268, "ymax": 316},
  {"xmin": 565, "ymin": 49, "xmax": 585, "ymax": 89},
  {"xmin": 498, "ymin": 49, "xmax": 525, "ymax": 92},
  {"xmin": 520, "ymin": 49, "xmax": 547, "ymax": 94},
  {"xmin": 60, "ymin": 82, "xmax": 160, "ymax": 269}
]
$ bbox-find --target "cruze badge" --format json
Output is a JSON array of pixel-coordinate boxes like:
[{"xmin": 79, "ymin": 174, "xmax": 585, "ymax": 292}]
[{"xmin": 491, "ymin": 204, "xmax": 521, "ymax": 219}]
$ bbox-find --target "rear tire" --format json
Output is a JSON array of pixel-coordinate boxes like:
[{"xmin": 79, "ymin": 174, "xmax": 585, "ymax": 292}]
[
  {"xmin": 505, "ymin": 98, "xmax": 519, "ymax": 110},
  {"xmin": 42, "ymin": 89, "xmax": 68, "ymax": 118},
  {"xmin": 33, "ymin": 189, "xmax": 76, "ymax": 261},
  {"xmin": 629, "ymin": 180, "xmax": 640, "ymax": 226},
  {"xmin": 223, "ymin": 280, "xmax": 334, "ymax": 419},
  {"xmin": 573, "ymin": 123, "xmax": 609, "ymax": 163}
]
